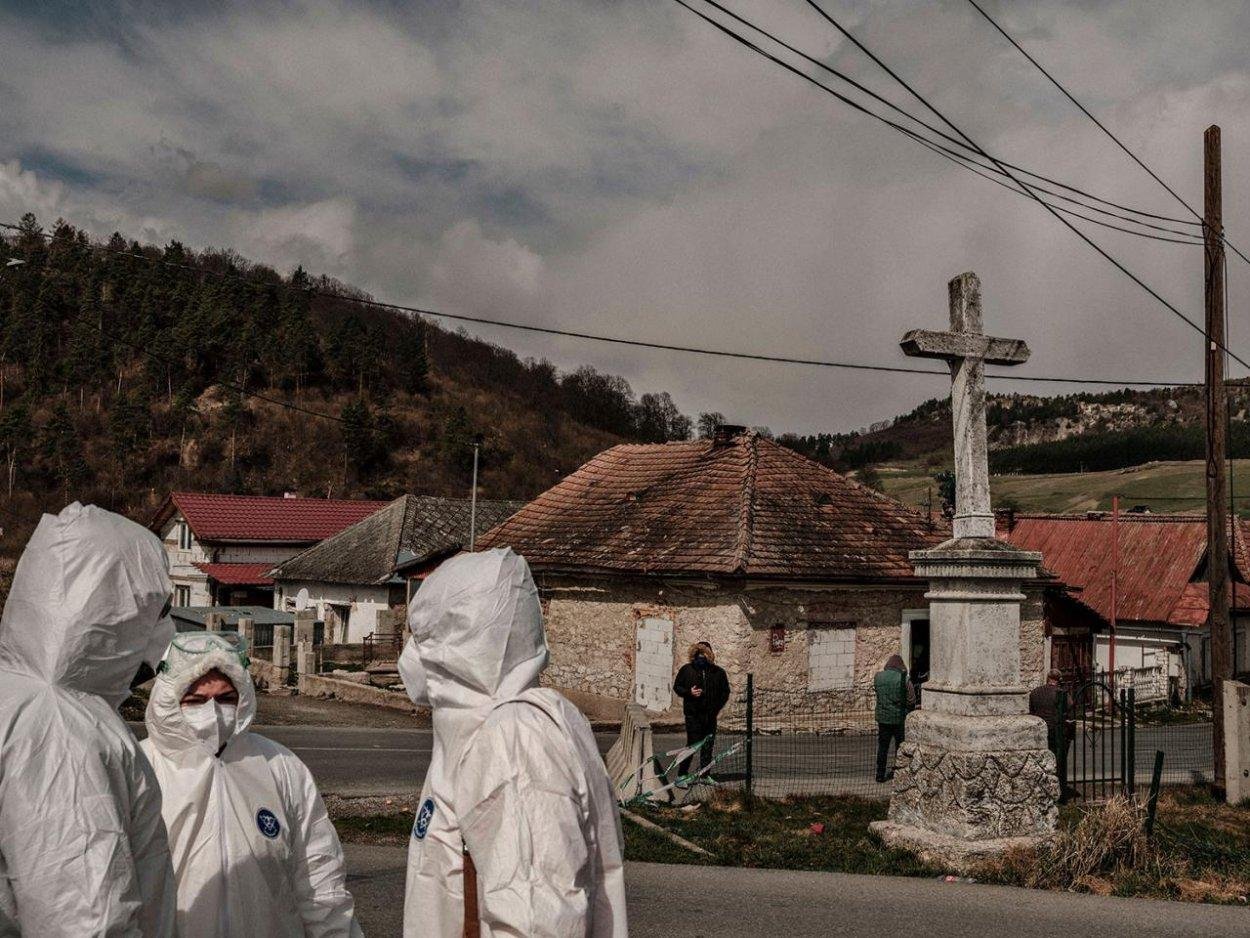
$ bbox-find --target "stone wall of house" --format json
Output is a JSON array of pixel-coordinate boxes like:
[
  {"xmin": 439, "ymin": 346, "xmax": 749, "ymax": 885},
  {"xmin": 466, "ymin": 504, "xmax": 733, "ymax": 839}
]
[
  {"xmin": 539, "ymin": 573, "xmax": 1050, "ymax": 722},
  {"xmin": 1020, "ymin": 590, "xmax": 1045, "ymax": 689}
]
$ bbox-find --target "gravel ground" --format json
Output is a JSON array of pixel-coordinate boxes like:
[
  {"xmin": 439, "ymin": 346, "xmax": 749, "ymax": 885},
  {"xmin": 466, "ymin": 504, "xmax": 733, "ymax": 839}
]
[{"xmin": 253, "ymin": 692, "xmax": 430, "ymax": 728}]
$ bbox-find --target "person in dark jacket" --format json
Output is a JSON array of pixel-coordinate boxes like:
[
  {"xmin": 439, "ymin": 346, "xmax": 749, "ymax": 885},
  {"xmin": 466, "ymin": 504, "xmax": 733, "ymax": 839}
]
[
  {"xmin": 1029, "ymin": 668, "xmax": 1072, "ymax": 766},
  {"xmin": 873, "ymin": 654, "xmax": 910, "ymax": 783},
  {"xmin": 672, "ymin": 641, "xmax": 731, "ymax": 777}
]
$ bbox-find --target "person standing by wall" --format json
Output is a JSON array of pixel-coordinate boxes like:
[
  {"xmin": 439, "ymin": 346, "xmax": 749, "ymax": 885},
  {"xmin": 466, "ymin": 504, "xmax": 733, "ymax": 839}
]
[
  {"xmin": 672, "ymin": 641, "xmax": 731, "ymax": 778},
  {"xmin": 874, "ymin": 654, "xmax": 910, "ymax": 783}
]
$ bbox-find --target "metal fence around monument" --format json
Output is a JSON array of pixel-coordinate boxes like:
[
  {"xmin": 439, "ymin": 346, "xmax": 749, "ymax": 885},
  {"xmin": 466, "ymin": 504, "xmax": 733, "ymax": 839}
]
[
  {"xmin": 675, "ymin": 672, "xmax": 1213, "ymax": 803},
  {"xmin": 1056, "ymin": 674, "xmax": 1220, "ymax": 800},
  {"xmin": 668, "ymin": 675, "xmax": 887, "ymax": 800},
  {"xmin": 1057, "ymin": 681, "xmax": 1135, "ymax": 802}
]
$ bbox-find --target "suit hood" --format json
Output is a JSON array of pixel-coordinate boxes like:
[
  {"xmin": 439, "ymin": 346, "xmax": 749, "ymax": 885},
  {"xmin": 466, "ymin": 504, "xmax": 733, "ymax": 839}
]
[
  {"xmin": 0, "ymin": 502, "xmax": 174, "ymax": 709},
  {"xmin": 144, "ymin": 632, "xmax": 257, "ymax": 760},
  {"xmin": 403, "ymin": 547, "xmax": 547, "ymax": 712}
]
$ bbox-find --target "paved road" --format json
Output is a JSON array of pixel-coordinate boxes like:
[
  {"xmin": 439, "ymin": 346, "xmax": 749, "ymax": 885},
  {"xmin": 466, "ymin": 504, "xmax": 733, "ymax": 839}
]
[
  {"xmin": 197, "ymin": 722, "xmax": 1213, "ymax": 797},
  {"xmin": 344, "ymin": 844, "xmax": 1248, "ymax": 937}
]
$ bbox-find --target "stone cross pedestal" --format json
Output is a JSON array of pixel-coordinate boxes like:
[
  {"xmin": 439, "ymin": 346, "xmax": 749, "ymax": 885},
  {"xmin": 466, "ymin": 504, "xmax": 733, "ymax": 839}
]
[{"xmin": 872, "ymin": 272, "xmax": 1058, "ymax": 869}]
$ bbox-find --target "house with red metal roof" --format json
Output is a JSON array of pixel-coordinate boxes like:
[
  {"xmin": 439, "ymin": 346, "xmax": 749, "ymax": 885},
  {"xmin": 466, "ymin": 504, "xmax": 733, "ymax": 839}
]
[
  {"xmin": 1000, "ymin": 512, "xmax": 1250, "ymax": 700},
  {"xmin": 475, "ymin": 427, "xmax": 1051, "ymax": 719},
  {"xmin": 150, "ymin": 492, "xmax": 388, "ymax": 608}
]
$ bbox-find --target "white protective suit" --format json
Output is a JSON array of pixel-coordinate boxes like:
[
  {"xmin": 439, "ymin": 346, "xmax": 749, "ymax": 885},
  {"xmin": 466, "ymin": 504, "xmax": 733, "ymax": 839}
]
[
  {"xmin": 401, "ymin": 548, "xmax": 628, "ymax": 938},
  {"xmin": 140, "ymin": 632, "xmax": 363, "ymax": 938},
  {"xmin": 0, "ymin": 502, "xmax": 177, "ymax": 936}
]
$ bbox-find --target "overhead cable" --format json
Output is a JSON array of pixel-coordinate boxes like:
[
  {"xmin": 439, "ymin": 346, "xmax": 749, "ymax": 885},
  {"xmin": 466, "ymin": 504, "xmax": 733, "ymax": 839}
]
[
  {"xmin": 959, "ymin": 0, "xmax": 1250, "ymax": 270},
  {"xmin": 697, "ymin": 0, "xmax": 1200, "ymax": 236},
  {"xmin": 674, "ymin": 0, "xmax": 1250, "ymax": 370}
]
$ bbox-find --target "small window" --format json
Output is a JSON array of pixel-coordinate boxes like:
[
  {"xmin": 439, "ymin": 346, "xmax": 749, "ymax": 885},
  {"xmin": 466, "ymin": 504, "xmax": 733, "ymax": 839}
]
[
  {"xmin": 174, "ymin": 585, "xmax": 191, "ymax": 607},
  {"xmin": 807, "ymin": 621, "xmax": 856, "ymax": 692},
  {"xmin": 177, "ymin": 522, "xmax": 192, "ymax": 551}
]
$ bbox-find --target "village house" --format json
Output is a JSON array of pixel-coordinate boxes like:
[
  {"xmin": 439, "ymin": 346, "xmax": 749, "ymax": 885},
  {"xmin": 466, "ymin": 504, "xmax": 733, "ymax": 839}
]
[
  {"xmin": 475, "ymin": 427, "xmax": 1051, "ymax": 720},
  {"xmin": 270, "ymin": 494, "xmax": 522, "ymax": 644},
  {"xmin": 1000, "ymin": 512, "xmax": 1250, "ymax": 701},
  {"xmin": 150, "ymin": 492, "xmax": 387, "ymax": 608}
]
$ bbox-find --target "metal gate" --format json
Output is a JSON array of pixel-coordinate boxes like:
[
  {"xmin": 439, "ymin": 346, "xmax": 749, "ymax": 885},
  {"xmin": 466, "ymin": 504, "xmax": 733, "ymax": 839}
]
[{"xmin": 1057, "ymin": 679, "xmax": 1136, "ymax": 802}]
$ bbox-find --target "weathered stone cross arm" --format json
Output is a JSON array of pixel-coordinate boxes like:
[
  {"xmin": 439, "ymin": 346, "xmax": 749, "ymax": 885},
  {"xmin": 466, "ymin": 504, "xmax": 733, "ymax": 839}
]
[
  {"xmin": 899, "ymin": 331, "xmax": 1029, "ymax": 366},
  {"xmin": 900, "ymin": 271, "xmax": 1032, "ymax": 541}
]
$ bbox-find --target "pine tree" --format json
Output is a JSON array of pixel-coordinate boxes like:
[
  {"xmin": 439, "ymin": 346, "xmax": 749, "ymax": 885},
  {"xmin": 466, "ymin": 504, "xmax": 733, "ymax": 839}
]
[
  {"xmin": 41, "ymin": 402, "xmax": 88, "ymax": 496},
  {"xmin": 395, "ymin": 318, "xmax": 430, "ymax": 394}
]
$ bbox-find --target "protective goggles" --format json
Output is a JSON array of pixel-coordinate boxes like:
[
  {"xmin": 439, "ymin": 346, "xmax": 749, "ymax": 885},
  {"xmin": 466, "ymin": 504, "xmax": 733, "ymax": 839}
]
[{"xmin": 158, "ymin": 630, "xmax": 250, "ymax": 675}]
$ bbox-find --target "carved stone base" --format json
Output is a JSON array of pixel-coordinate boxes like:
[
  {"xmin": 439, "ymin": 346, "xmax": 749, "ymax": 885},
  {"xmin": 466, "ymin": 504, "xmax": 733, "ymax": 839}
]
[
  {"xmin": 871, "ymin": 710, "xmax": 1058, "ymax": 868},
  {"xmin": 869, "ymin": 821, "xmax": 1050, "ymax": 873}
]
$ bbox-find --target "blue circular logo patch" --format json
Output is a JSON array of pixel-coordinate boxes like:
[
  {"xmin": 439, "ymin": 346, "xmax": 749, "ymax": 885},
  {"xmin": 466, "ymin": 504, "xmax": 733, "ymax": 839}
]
[
  {"xmin": 256, "ymin": 808, "xmax": 281, "ymax": 839},
  {"xmin": 413, "ymin": 798, "xmax": 435, "ymax": 840}
]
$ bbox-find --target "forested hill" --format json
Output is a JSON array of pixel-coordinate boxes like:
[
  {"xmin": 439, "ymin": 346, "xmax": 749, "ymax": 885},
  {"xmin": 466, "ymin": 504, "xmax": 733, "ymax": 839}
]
[
  {"xmin": 0, "ymin": 214, "xmax": 696, "ymax": 560},
  {"xmin": 777, "ymin": 383, "xmax": 1250, "ymax": 476}
]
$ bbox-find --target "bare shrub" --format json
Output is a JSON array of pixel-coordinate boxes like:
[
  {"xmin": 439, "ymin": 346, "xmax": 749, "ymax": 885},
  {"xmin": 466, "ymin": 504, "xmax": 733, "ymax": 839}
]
[{"xmin": 982, "ymin": 797, "xmax": 1182, "ymax": 892}]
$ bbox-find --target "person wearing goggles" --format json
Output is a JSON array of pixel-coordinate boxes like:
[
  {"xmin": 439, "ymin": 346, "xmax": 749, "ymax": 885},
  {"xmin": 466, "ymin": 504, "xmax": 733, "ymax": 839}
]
[{"xmin": 140, "ymin": 630, "xmax": 362, "ymax": 937}]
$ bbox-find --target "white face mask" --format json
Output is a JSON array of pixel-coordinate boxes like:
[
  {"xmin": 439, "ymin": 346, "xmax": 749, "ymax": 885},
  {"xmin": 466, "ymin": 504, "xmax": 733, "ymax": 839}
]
[{"xmin": 181, "ymin": 699, "xmax": 238, "ymax": 752}]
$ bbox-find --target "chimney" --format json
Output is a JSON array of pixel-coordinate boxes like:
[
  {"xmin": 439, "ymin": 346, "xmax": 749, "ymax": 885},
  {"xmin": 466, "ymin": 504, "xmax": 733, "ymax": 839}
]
[{"xmin": 712, "ymin": 424, "xmax": 747, "ymax": 448}]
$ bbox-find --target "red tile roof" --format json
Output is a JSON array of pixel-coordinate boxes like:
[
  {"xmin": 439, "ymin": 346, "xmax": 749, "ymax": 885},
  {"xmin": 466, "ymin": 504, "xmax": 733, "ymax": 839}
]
[
  {"xmin": 476, "ymin": 431, "xmax": 947, "ymax": 581},
  {"xmin": 1000, "ymin": 513, "xmax": 1250, "ymax": 629},
  {"xmin": 153, "ymin": 492, "xmax": 388, "ymax": 544},
  {"xmin": 193, "ymin": 562, "xmax": 276, "ymax": 587}
]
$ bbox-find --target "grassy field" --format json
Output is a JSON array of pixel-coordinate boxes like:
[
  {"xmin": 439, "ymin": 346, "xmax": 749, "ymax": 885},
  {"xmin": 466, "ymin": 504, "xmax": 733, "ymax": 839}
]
[
  {"xmin": 878, "ymin": 459, "xmax": 1250, "ymax": 515},
  {"xmin": 326, "ymin": 786, "xmax": 1249, "ymax": 903},
  {"xmin": 626, "ymin": 789, "xmax": 1250, "ymax": 904}
]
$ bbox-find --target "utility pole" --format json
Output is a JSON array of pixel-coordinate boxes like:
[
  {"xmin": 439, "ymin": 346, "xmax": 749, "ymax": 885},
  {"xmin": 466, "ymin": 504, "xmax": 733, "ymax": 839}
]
[
  {"xmin": 468, "ymin": 435, "xmax": 482, "ymax": 551},
  {"xmin": 1204, "ymin": 124, "xmax": 1232, "ymax": 793},
  {"xmin": 1110, "ymin": 494, "xmax": 1119, "ymax": 686}
]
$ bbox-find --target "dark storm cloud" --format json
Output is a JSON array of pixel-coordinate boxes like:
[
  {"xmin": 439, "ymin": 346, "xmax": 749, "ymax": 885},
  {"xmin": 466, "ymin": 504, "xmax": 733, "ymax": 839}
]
[{"xmin": 1, "ymin": 0, "xmax": 1248, "ymax": 434}]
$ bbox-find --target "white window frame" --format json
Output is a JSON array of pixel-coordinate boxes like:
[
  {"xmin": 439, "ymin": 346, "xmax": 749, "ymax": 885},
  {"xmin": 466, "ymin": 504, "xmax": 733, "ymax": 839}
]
[
  {"xmin": 174, "ymin": 584, "xmax": 191, "ymax": 607},
  {"xmin": 177, "ymin": 521, "xmax": 192, "ymax": 551}
]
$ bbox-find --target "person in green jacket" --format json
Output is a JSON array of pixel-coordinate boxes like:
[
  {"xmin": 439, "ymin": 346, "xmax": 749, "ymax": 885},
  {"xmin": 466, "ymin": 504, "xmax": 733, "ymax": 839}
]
[{"xmin": 874, "ymin": 654, "xmax": 911, "ymax": 783}]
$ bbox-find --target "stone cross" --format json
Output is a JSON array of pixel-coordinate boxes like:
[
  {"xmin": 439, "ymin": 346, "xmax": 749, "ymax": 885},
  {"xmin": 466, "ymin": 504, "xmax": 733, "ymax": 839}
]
[{"xmin": 900, "ymin": 272, "xmax": 1029, "ymax": 539}]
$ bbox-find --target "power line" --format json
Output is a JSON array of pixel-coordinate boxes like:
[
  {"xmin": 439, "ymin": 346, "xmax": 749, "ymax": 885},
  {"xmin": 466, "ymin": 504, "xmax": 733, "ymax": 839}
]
[
  {"xmin": 795, "ymin": 0, "xmax": 1250, "ymax": 362},
  {"xmin": 959, "ymin": 0, "xmax": 1250, "ymax": 271},
  {"xmin": 678, "ymin": 0, "xmax": 1250, "ymax": 371},
  {"xmin": 908, "ymin": 134, "xmax": 1203, "ymax": 246},
  {"xmin": 0, "ymin": 219, "xmax": 1208, "ymax": 391},
  {"xmin": 695, "ymin": 0, "xmax": 1201, "ymax": 239}
]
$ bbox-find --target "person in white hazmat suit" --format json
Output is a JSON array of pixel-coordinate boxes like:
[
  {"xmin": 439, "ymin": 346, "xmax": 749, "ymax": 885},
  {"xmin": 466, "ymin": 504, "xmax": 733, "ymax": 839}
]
[
  {"xmin": 400, "ymin": 547, "xmax": 628, "ymax": 937},
  {"xmin": 0, "ymin": 502, "xmax": 178, "ymax": 936},
  {"xmin": 139, "ymin": 629, "xmax": 363, "ymax": 938}
]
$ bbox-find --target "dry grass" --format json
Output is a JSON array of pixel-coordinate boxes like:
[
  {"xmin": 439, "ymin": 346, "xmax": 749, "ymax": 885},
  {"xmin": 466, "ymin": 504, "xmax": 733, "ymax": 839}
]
[
  {"xmin": 982, "ymin": 797, "xmax": 1180, "ymax": 893},
  {"xmin": 979, "ymin": 792, "xmax": 1250, "ymax": 904}
]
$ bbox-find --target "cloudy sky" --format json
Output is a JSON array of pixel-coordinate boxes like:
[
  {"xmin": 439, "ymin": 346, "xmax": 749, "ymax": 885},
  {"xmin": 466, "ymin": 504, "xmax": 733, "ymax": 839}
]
[{"xmin": 1, "ymin": 0, "xmax": 1247, "ymax": 435}]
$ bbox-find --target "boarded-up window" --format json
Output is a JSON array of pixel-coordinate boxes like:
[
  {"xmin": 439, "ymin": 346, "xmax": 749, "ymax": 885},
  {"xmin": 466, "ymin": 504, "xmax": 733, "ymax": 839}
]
[{"xmin": 807, "ymin": 621, "xmax": 856, "ymax": 692}]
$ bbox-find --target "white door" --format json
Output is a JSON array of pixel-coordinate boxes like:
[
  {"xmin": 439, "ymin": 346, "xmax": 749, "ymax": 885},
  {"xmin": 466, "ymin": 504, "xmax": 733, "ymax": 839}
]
[{"xmin": 634, "ymin": 617, "xmax": 674, "ymax": 711}]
